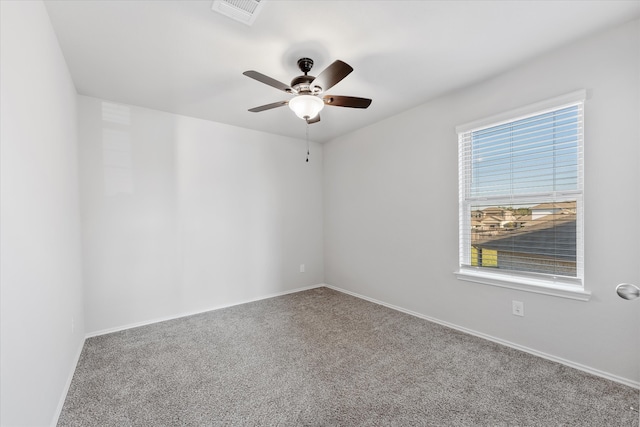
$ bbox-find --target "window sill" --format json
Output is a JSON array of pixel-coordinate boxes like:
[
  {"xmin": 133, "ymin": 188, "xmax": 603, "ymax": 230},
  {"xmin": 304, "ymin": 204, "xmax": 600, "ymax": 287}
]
[{"xmin": 454, "ymin": 268, "xmax": 591, "ymax": 301}]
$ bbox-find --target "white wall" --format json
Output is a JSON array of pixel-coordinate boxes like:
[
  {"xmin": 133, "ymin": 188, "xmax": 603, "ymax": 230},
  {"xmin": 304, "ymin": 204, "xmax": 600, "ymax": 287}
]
[
  {"xmin": 324, "ymin": 19, "xmax": 640, "ymax": 385},
  {"xmin": 0, "ymin": 2, "xmax": 85, "ymax": 426},
  {"xmin": 78, "ymin": 96, "xmax": 324, "ymax": 334}
]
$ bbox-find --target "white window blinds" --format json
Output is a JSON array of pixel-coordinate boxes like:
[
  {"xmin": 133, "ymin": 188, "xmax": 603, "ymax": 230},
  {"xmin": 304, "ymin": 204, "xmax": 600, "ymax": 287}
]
[{"xmin": 458, "ymin": 93, "xmax": 584, "ymax": 285}]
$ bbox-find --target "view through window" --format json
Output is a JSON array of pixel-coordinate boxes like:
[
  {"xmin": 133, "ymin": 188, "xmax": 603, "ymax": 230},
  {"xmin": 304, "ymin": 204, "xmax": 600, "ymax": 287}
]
[{"xmin": 458, "ymin": 96, "xmax": 584, "ymax": 286}]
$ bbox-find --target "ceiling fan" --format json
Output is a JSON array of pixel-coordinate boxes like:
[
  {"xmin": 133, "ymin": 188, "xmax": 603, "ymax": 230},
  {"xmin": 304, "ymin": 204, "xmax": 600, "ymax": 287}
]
[{"xmin": 243, "ymin": 58, "xmax": 372, "ymax": 124}]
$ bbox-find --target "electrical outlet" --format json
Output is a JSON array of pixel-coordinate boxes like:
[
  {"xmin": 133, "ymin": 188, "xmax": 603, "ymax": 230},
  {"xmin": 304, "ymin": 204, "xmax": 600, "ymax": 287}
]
[
  {"xmin": 512, "ymin": 300, "xmax": 524, "ymax": 317},
  {"xmin": 299, "ymin": 264, "xmax": 305, "ymax": 273}
]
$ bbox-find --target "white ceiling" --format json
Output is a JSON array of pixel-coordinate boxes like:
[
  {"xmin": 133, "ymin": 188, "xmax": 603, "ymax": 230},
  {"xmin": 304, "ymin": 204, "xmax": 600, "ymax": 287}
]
[{"xmin": 45, "ymin": 0, "xmax": 640, "ymax": 143}]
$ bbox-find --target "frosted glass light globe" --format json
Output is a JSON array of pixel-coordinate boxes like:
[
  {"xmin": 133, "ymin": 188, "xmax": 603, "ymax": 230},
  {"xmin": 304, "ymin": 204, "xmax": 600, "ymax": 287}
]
[{"xmin": 288, "ymin": 95, "xmax": 324, "ymax": 120}]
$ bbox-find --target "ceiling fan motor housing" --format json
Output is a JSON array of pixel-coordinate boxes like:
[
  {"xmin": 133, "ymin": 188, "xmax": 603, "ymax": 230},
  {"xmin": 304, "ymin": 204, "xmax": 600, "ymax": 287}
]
[{"xmin": 291, "ymin": 75, "xmax": 317, "ymax": 93}]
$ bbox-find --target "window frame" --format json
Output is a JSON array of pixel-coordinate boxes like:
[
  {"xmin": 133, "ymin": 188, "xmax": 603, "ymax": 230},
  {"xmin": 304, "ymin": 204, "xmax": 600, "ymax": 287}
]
[{"xmin": 455, "ymin": 90, "xmax": 590, "ymax": 301}]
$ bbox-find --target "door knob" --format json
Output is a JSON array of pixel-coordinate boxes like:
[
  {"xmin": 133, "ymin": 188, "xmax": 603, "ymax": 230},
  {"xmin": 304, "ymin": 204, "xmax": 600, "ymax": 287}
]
[{"xmin": 616, "ymin": 283, "xmax": 640, "ymax": 300}]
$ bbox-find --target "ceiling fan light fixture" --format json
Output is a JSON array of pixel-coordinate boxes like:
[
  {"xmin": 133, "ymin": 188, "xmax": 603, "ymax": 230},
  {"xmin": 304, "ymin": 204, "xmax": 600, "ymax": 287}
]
[
  {"xmin": 244, "ymin": 58, "xmax": 371, "ymax": 123},
  {"xmin": 288, "ymin": 95, "xmax": 324, "ymax": 120}
]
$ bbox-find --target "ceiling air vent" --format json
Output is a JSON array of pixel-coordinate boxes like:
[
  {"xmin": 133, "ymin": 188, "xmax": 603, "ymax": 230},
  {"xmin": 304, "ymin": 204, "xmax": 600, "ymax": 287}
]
[{"xmin": 211, "ymin": 0, "xmax": 265, "ymax": 26}]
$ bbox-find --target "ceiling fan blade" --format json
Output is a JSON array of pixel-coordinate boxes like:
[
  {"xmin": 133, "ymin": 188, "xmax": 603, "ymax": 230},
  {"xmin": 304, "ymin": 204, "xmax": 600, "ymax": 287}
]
[
  {"xmin": 306, "ymin": 114, "xmax": 321, "ymax": 124},
  {"xmin": 311, "ymin": 60, "xmax": 353, "ymax": 93},
  {"xmin": 323, "ymin": 95, "xmax": 372, "ymax": 109},
  {"xmin": 248, "ymin": 101, "xmax": 288, "ymax": 112},
  {"xmin": 243, "ymin": 71, "xmax": 295, "ymax": 93}
]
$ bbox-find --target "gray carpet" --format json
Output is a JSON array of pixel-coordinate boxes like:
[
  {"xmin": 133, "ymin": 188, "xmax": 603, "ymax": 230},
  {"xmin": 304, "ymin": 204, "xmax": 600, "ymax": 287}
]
[{"xmin": 58, "ymin": 287, "xmax": 639, "ymax": 426}]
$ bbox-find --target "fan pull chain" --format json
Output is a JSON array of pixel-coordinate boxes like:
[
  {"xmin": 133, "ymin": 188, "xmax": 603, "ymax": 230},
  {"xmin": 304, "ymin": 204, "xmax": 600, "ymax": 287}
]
[{"xmin": 306, "ymin": 122, "xmax": 310, "ymax": 162}]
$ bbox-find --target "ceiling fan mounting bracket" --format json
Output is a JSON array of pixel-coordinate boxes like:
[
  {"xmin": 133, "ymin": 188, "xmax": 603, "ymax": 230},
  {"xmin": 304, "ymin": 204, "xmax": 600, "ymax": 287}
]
[{"xmin": 297, "ymin": 57, "xmax": 314, "ymax": 74}]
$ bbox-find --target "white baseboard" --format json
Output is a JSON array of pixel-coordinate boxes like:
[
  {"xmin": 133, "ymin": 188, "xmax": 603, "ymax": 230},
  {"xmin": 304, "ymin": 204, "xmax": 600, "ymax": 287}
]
[
  {"xmin": 85, "ymin": 284, "xmax": 325, "ymax": 339},
  {"xmin": 324, "ymin": 284, "xmax": 640, "ymax": 390},
  {"xmin": 51, "ymin": 336, "xmax": 86, "ymax": 427}
]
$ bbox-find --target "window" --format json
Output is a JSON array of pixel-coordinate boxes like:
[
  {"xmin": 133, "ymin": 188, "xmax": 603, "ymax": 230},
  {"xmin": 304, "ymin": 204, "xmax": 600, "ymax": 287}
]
[{"xmin": 456, "ymin": 91, "xmax": 589, "ymax": 300}]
